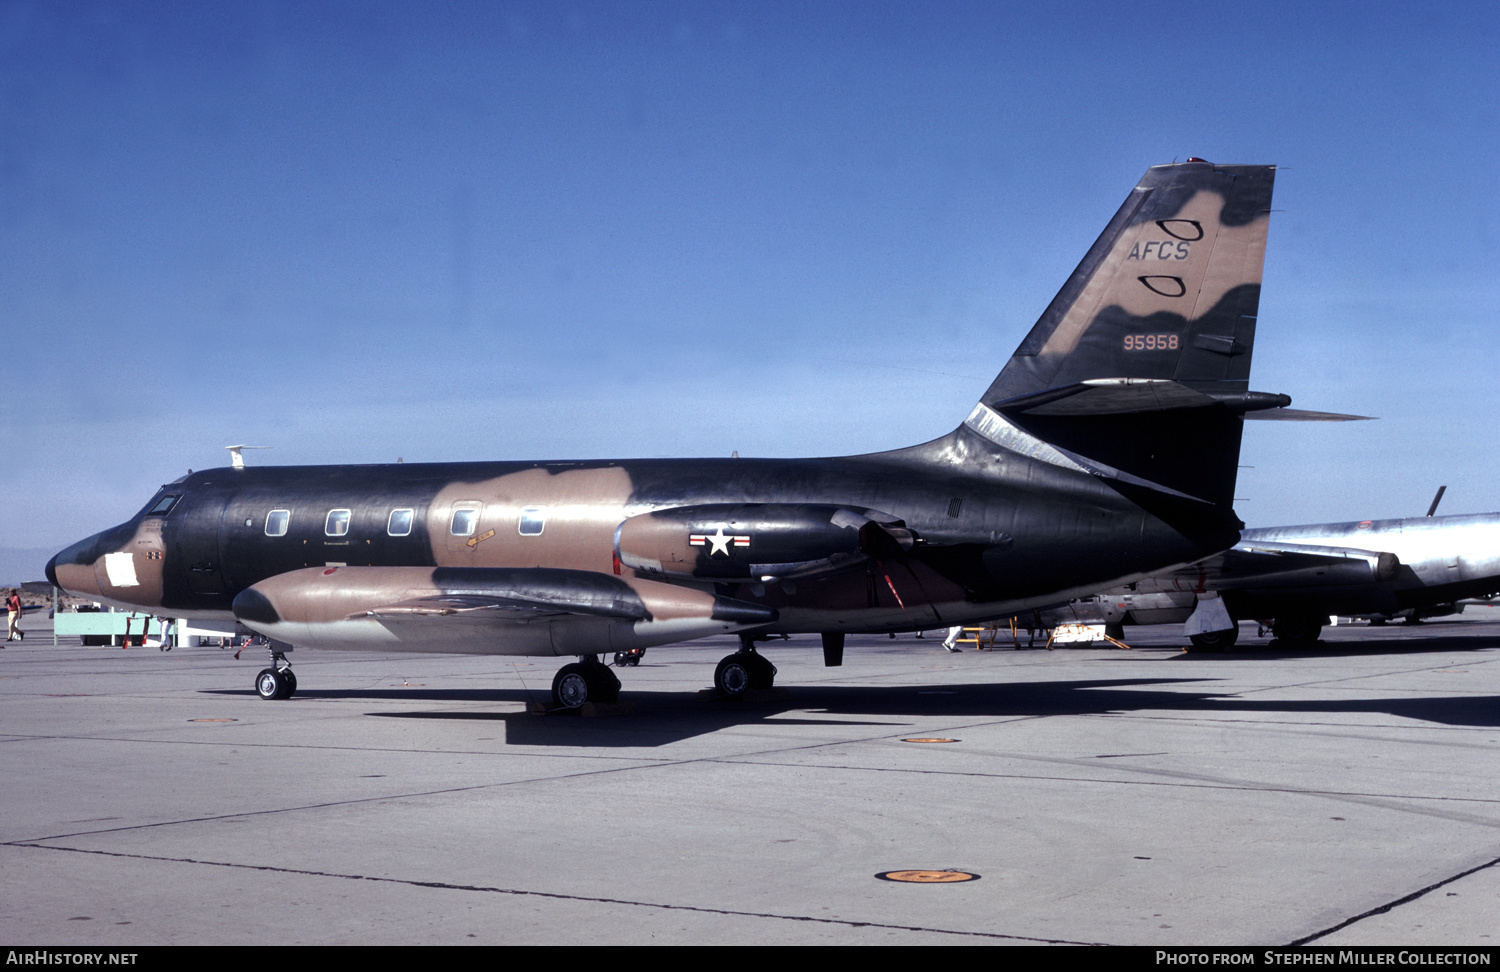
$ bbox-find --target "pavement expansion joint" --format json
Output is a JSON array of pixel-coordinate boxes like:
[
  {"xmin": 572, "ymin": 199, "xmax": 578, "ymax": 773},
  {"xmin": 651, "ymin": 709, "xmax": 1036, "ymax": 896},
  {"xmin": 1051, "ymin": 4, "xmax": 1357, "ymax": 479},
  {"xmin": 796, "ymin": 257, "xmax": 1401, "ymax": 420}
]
[
  {"xmin": 1288, "ymin": 851, "xmax": 1500, "ymax": 945},
  {"xmin": 6, "ymin": 840, "xmax": 1107, "ymax": 945}
]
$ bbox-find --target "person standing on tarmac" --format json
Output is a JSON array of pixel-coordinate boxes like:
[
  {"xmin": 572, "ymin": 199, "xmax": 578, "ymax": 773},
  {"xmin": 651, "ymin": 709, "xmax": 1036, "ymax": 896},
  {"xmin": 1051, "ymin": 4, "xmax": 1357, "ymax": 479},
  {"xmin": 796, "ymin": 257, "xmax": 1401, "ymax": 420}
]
[{"xmin": 6, "ymin": 589, "xmax": 22, "ymax": 642}]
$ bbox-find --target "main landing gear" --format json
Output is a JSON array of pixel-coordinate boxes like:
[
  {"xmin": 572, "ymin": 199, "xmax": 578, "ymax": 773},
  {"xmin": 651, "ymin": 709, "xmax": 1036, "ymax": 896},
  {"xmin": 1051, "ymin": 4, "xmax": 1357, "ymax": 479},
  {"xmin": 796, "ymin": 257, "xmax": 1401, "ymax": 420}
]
[
  {"xmin": 551, "ymin": 657, "xmax": 622, "ymax": 709},
  {"xmin": 1271, "ymin": 615, "xmax": 1323, "ymax": 648},
  {"xmin": 713, "ymin": 645, "xmax": 777, "ymax": 699},
  {"xmin": 1189, "ymin": 625, "xmax": 1240, "ymax": 651},
  {"xmin": 255, "ymin": 647, "xmax": 296, "ymax": 700}
]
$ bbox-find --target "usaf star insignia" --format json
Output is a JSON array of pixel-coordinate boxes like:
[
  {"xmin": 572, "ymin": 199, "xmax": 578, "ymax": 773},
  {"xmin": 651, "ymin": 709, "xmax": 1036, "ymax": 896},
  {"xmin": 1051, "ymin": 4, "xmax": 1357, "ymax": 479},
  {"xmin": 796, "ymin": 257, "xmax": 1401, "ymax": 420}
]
[{"xmin": 689, "ymin": 527, "xmax": 750, "ymax": 557}]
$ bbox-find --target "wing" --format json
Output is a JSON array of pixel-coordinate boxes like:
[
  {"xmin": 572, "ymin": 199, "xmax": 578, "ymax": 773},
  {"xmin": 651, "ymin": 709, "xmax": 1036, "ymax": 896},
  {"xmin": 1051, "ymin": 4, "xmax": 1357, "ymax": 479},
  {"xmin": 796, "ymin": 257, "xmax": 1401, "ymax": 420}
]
[{"xmin": 1138, "ymin": 541, "xmax": 1401, "ymax": 594}]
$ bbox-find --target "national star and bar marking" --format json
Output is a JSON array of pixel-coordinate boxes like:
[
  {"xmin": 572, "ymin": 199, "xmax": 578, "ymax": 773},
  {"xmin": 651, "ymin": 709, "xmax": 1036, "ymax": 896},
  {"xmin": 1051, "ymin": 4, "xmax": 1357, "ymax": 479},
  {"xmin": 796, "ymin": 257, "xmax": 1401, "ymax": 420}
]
[{"xmin": 688, "ymin": 527, "xmax": 750, "ymax": 556}]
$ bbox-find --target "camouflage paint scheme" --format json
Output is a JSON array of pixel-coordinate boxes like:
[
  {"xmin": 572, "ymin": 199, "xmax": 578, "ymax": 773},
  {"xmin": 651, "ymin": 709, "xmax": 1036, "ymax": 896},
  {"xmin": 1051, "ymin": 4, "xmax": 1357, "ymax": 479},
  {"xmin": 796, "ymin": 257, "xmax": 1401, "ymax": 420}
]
[{"xmin": 49, "ymin": 161, "xmax": 1295, "ymax": 696}]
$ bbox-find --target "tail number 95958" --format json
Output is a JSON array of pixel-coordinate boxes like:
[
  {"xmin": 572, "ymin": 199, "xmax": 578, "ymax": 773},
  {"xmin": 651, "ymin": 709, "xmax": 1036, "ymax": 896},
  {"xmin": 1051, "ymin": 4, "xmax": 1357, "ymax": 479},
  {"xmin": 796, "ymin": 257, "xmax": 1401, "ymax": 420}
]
[{"xmin": 1124, "ymin": 334, "xmax": 1179, "ymax": 351}]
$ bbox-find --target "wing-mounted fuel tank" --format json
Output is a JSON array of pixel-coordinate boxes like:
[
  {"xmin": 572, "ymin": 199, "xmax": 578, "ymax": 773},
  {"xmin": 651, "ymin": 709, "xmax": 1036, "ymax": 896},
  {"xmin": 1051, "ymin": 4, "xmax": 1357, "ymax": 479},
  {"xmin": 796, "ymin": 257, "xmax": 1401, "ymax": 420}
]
[
  {"xmin": 614, "ymin": 504, "xmax": 916, "ymax": 583},
  {"xmin": 232, "ymin": 565, "xmax": 778, "ymax": 656}
]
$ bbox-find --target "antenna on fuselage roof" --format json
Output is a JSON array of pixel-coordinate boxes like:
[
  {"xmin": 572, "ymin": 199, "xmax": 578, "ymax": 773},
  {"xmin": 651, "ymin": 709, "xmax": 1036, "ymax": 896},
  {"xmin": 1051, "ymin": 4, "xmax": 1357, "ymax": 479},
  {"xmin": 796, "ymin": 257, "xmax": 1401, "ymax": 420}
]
[
  {"xmin": 1426, "ymin": 485, "xmax": 1448, "ymax": 517},
  {"xmin": 225, "ymin": 445, "xmax": 270, "ymax": 469}
]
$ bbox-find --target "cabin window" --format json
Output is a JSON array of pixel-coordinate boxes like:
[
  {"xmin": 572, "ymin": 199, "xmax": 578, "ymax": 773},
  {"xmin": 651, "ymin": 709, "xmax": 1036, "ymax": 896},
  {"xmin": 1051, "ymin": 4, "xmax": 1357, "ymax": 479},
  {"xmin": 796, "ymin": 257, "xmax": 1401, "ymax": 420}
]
[
  {"xmin": 518, "ymin": 507, "xmax": 546, "ymax": 536},
  {"xmin": 450, "ymin": 508, "xmax": 480, "ymax": 537},
  {"xmin": 325, "ymin": 509, "xmax": 351, "ymax": 537},
  {"xmin": 387, "ymin": 509, "xmax": 414, "ymax": 537},
  {"xmin": 148, "ymin": 495, "xmax": 179, "ymax": 516},
  {"xmin": 265, "ymin": 510, "xmax": 291, "ymax": 537}
]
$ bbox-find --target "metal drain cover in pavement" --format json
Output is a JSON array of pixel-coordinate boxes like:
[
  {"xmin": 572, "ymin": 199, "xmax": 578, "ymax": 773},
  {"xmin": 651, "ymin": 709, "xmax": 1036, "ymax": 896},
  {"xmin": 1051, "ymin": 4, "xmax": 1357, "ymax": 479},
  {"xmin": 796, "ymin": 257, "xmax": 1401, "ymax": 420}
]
[{"xmin": 876, "ymin": 870, "xmax": 980, "ymax": 883}]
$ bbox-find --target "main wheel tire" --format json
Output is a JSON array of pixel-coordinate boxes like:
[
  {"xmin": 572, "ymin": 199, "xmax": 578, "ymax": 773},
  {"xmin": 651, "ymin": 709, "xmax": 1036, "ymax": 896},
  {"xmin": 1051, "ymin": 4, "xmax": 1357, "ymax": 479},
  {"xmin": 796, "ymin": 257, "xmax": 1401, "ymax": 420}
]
[
  {"xmin": 587, "ymin": 663, "xmax": 621, "ymax": 704},
  {"xmin": 553, "ymin": 664, "xmax": 592, "ymax": 709},
  {"xmin": 1272, "ymin": 616, "xmax": 1323, "ymax": 646},
  {"xmin": 255, "ymin": 668, "xmax": 282, "ymax": 700},
  {"xmin": 714, "ymin": 654, "xmax": 753, "ymax": 697},
  {"xmin": 744, "ymin": 651, "xmax": 777, "ymax": 689},
  {"xmin": 1190, "ymin": 625, "xmax": 1239, "ymax": 651}
]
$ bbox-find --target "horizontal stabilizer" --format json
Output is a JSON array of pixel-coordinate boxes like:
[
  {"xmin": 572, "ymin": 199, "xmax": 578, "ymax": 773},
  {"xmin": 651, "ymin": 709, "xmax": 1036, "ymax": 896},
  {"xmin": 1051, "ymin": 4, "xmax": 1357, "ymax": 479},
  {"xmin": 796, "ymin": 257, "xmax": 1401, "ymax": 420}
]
[
  {"xmin": 995, "ymin": 378, "xmax": 1294, "ymax": 417},
  {"xmin": 994, "ymin": 378, "xmax": 1216, "ymax": 415},
  {"xmin": 1243, "ymin": 408, "xmax": 1374, "ymax": 422}
]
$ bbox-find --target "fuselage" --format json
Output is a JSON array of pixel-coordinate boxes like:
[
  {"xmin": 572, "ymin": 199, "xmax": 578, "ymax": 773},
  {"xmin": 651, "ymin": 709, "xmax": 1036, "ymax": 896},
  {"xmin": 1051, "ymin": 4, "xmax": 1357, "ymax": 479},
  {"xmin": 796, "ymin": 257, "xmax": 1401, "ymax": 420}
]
[
  {"xmin": 1234, "ymin": 513, "xmax": 1500, "ymax": 614},
  {"xmin": 47, "ymin": 427, "xmax": 1233, "ymax": 641}
]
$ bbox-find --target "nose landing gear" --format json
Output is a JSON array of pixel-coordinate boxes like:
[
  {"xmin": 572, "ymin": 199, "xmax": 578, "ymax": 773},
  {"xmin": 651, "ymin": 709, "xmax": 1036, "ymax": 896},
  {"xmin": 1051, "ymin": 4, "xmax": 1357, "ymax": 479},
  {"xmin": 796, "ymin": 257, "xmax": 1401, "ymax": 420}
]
[{"xmin": 254, "ymin": 647, "xmax": 296, "ymax": 700}]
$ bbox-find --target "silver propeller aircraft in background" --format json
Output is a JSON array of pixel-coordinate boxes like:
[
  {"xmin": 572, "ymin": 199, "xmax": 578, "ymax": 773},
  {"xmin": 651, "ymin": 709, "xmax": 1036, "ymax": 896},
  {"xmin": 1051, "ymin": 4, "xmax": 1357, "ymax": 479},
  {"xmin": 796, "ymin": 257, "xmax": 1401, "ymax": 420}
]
[{"xmin": 1034, "ymin": 490, "xmax": 1500, "ymax": 649}]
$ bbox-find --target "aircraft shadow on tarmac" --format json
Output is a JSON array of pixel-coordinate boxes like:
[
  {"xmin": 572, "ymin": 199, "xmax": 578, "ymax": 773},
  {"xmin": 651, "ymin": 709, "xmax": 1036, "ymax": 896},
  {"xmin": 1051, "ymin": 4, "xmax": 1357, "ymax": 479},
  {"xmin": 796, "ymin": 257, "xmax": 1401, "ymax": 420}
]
[
  {"xmin": 207, "ymin": 669, "xmax": 1500, "ymax": 746},
  {"xmin": 1173, "ymin": 626, "xmax": 1500, "ymax": 660}
]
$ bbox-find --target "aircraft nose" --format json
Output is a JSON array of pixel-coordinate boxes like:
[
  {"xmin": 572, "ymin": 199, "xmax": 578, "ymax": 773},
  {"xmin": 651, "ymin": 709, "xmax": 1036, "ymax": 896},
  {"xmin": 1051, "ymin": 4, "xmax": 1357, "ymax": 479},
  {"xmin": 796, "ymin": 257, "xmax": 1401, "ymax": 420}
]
[{"xmin": 48, "ymin": 534, "xmax": 104, "ymax": 597}]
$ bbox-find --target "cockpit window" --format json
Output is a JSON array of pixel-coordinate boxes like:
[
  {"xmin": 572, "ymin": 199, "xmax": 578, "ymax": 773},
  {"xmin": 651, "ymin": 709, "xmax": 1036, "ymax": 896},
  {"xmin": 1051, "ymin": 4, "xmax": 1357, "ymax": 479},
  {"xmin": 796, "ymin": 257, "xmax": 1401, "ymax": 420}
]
[
  {"xmin": 450, "ymin": 508, "xmax": 479, "ymax": 537},
  {"xmin": 265, "ymin": 510, "xmax": 290, "ymax": 536},
  {"xmin": 325, "ymin": 509, "xmax": 351, "ymax": 537},
  {"xmin": 387, "ymin": 509, "xmax": 414, "ymax": 537},
  {"xmin": 148, "ymin": 495, "xmax": 179, "ymax": 516}
]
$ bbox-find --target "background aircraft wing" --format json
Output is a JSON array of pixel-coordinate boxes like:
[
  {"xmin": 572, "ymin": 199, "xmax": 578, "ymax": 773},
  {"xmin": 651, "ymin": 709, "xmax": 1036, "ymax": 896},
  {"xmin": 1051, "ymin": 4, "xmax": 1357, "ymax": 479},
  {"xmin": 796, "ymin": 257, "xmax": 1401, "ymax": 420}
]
[{"xmin": 1146, "ymin": 542, "xmax": 1401, "ymax": 593}]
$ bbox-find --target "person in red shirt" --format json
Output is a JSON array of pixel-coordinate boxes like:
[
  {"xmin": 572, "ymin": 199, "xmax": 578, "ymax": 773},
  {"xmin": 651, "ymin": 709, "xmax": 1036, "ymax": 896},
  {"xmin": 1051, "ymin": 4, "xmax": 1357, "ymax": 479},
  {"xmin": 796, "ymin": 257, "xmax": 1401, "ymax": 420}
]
[{"xmin": 6, "ymin": 589, "xmax": 21, "ymax": 642}]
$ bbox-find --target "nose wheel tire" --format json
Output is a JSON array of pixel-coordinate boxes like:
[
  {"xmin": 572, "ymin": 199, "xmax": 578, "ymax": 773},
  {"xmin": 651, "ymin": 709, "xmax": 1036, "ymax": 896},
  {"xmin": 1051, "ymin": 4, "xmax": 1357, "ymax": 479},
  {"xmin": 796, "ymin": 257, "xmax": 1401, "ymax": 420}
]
[{"xmin": 255, "ymin": 667, "xmax": 296, "ymax": 700}]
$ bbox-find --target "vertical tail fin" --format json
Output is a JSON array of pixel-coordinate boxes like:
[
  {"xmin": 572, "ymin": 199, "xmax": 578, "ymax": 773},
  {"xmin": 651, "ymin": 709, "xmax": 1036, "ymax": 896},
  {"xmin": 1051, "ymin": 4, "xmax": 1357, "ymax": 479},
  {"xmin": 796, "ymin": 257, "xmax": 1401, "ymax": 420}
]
[{"xmin": 964, "ymin": 161, "xmax": 1278, "ymax": 511}]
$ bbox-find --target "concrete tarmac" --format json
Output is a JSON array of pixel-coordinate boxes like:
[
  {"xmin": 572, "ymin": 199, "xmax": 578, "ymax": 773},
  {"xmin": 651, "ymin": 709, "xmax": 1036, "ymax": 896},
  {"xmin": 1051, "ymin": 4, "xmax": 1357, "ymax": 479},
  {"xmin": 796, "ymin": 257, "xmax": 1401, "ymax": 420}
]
[{"xmin": 3, "ymin": 610, "xmax": 1500, "ymax": 945}]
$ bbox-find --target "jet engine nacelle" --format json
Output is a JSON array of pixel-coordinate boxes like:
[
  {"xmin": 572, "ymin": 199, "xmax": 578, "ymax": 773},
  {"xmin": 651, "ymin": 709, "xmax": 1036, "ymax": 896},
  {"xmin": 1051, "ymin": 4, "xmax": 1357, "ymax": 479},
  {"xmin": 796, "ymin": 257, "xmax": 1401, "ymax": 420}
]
[{"xmin": 615, "ymin": 504, "xmax": 915, "ymax": 582}]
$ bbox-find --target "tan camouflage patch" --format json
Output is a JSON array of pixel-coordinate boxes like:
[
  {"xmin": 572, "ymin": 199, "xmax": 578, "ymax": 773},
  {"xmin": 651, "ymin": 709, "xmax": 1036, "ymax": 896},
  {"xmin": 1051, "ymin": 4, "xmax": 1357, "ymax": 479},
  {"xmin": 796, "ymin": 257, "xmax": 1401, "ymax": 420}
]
[
  {"xmin": 91, "ymin": 517, "xmax": 166, "ymax": 606},
  {"xmin": 1038, "ymin": 188, "xmax": 1269, "ymax": 361},
  {"xmin": 428, "ymin": 466, "xmax": 635, "ymax": 573}
]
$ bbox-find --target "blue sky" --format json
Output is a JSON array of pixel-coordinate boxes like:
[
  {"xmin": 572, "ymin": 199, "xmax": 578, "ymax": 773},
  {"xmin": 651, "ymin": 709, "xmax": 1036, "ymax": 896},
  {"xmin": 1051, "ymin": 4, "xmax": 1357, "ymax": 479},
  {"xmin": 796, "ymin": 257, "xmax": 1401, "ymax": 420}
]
[{"xmin": 3, "ymin": 1, "xmax": 1498, "ymax": 560}]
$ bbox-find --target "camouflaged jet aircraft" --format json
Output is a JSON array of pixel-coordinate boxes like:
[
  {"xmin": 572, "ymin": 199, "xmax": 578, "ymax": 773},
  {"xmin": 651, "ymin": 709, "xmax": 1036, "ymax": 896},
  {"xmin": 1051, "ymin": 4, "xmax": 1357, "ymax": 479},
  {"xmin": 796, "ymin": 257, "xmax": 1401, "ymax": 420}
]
[{"xmin": 48, "ymin": 160, "xmax": 1302, "ymax": 708}]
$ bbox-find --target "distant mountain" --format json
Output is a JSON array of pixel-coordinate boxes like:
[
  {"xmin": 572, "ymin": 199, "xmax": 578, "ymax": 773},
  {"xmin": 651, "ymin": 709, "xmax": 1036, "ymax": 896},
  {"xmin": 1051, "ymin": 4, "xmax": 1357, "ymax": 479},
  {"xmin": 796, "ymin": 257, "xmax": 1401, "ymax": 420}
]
[{"xmin": 0, "ymin": 548, "xmax": 57, "ymax": 587}]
